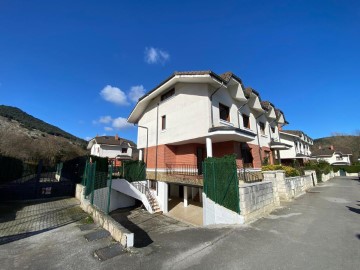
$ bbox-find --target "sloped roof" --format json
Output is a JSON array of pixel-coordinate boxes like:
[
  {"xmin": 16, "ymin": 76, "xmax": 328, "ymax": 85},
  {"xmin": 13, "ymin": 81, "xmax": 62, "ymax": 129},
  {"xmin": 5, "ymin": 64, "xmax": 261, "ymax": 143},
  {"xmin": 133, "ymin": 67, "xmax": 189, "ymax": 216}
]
[
  {"xmin": 312, "ymin": 146, "xmax": 352, "ymax": 156},
  {"xmin": 93, "ymin": 136, "xmax": 136, "ymax": 147},
  {"xmin": 282, "ymin": 130, "xmax": 313, "ymax": 141},
  {"xmin": 261, "ymin": 101, "xmax": 275, "ymax": 111}
]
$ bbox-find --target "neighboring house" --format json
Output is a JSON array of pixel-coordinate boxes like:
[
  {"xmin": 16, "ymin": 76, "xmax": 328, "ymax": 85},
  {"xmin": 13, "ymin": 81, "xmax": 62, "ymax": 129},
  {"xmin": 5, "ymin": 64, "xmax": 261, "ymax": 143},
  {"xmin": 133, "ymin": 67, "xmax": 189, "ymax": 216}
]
[
  {"xmin": 311, "ymin": 145, "xmax": 352, "ymax": 165},
  {"xmin": 279, "ymin": 130, "xmax": 313, "ymax": 165},
  {"xmin": 127, "ymin": 70, "xmax": 291, "ymax": 216},
  {"xmin": 87, "ymin": 134, "xmax": 137, "ymax": 166}
]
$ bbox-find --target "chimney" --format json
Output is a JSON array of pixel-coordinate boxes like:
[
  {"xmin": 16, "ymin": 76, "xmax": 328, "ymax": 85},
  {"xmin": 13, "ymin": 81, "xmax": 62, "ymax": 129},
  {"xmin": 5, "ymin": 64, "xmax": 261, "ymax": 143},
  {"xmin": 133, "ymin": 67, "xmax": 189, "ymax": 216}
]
[
  {"xmin": 115, "ymin": 134, "xmax": 119, "ymax": 140},
  {"xmin": 330, "ymin": 145, "xmax": 334, "ymax": 150},
  {"xmin": 278, "ymin": 124, "xmax": 282, "ymax": 131},
  {"xmin": 318, "ymin": 145, "xmax": 322, "ymax": 149}
]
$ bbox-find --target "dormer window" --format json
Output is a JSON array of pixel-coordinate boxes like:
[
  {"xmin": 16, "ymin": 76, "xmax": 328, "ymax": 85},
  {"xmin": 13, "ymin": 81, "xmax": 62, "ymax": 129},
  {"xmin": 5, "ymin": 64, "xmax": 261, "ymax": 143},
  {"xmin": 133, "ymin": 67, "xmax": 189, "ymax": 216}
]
[
  {"xmin": 121, "ymin": 148, "xmax": 127, "ymax": 154},
  {"xmin": 242, "ymin": 114, "xmax": 250, "ymax": 129},
  {"xmin": 259, "ymin": 122, "xmax": 265, "ymax": 135},
  {"xmin": 271, "ymin": 126, "xmax": 275, "ymax": 133},
  {"xmin": 161, "ymin": 88, "xmax": 175, "ymax": 101},
  {"xmin": 219, "ymin": 103, "xmax": 230, "ymax": 122}
]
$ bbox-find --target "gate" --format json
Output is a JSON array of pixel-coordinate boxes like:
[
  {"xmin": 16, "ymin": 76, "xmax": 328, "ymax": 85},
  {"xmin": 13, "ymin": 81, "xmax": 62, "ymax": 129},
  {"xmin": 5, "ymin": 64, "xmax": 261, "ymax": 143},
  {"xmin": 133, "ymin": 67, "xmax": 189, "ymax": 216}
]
[
  {"xmin": 203, "ymin": 155, "xmax": 240, "ymax": 213},
  {"xmin": 0, "ymin": 158, "xmax": 75, "ymax": 201},
  {"xmin": 339, "ymin": 169, "xmax": 346, "ymax": 176}
]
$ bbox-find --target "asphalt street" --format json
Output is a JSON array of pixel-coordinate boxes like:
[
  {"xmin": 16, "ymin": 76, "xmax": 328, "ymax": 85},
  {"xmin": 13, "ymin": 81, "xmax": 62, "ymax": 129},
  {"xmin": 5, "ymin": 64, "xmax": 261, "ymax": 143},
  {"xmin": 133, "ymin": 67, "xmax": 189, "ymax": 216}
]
[{"xmin": 1, "ymin": 176, "xmax": 359, "ymax": 270}]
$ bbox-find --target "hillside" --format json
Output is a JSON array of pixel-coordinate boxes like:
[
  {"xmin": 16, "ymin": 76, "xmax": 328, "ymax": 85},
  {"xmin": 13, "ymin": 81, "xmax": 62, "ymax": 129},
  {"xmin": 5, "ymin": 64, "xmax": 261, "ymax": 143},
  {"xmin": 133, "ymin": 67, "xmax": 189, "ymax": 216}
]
[
  {"xmin": 312, "ymin": 135, "xmax": 360, "ymax": 162},
  {"xmin": 0, "ymin": 105, "xmax": 86, "ymax": 144},
  {"xmin": 0, "ymin": 105, "xmax": 87, "ymax": 161}
]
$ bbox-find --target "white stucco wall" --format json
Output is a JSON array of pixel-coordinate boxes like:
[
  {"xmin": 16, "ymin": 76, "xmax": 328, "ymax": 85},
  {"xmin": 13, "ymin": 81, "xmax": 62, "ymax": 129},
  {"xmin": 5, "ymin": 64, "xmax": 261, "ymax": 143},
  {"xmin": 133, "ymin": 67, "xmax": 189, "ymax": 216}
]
[
  {"xmin": 318, "ymin": 154, "xmax": 351, "ymax": 165},
  {"xmin": 138, "ymin": 83, "xmax": 211, "ymax": 148},
  {"xmin": 91, "ymin": 144, "xmax": 133, "ymax": 159}
]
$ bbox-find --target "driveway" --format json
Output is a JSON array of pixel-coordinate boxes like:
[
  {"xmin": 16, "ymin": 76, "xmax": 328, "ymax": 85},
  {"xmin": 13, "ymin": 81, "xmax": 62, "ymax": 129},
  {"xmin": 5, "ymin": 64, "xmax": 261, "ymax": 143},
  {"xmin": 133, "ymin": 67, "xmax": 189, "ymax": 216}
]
[{"xmin": 1, "ymin": 177, "xmax": 359, "ymax": 270}]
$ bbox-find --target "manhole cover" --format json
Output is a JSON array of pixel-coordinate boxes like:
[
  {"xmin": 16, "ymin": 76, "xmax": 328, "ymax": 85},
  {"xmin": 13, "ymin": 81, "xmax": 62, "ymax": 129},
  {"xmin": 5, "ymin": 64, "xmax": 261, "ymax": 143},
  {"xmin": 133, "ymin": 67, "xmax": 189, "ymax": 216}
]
[
  {"xmin": 94, "ymin": 244, "xmax": 126, "ymax": 261},
  {"xmin": 84, "ymin": 229, "xmax": 110, "ymax": 241}
]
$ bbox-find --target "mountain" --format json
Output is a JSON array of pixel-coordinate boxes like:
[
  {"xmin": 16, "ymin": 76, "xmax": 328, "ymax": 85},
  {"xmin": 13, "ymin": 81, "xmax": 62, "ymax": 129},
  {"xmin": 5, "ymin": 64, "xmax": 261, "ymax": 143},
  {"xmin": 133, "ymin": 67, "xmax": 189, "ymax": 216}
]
[
  {"xmin": 312, "ymin": 135, "xmax": 360, "ymax": 162},
  {"xmin": 0, "ymin": 105, "xmax": 87, "ymax": 161}
]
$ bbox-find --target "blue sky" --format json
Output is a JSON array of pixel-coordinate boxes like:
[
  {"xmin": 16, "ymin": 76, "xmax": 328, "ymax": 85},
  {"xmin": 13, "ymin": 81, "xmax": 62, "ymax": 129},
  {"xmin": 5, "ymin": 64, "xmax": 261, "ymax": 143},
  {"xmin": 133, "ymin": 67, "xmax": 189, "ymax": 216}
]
[{"xmin": 1, "ymin": 0, "xmax": 359, "ymax": 143}]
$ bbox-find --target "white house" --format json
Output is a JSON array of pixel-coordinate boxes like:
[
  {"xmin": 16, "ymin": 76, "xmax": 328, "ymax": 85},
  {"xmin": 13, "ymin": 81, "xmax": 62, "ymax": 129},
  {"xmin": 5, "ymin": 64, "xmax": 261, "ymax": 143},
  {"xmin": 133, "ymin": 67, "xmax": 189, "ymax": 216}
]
[
  {"xmin": 87, "ymin": 135, "xmax": 137, "ymax": 166},
  {"xmin": 311, "ymin": 145, "xmax": 352, "ymax": 165},
  {"xmin": 127, "ymin": 70, "xmax": 291, "ymax": 222},
  {"xmin": 279, "ymin": 130, "xmax": 313, "ymax": 165}
]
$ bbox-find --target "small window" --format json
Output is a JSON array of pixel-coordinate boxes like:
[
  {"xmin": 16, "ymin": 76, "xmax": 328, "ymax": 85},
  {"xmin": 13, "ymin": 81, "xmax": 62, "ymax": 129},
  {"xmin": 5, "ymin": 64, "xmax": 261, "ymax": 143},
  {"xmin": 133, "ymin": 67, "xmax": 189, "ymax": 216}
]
[
  {"xmin": 121, "ymin": 148, "xmax": 127, "ymax": 154},
  {"xmin": 150, "ymin": 180, "xmax": 157, "ymax": 190},
  {"xmin": 161, "ymin": 115, "xmax": 166, "ymax": 130},
  {"xmin": 161, "ymin": 88, "xmax": 175, "ymax": 101},
  {"xmin": 242, "ymin": 114, "xmax": 250, "ymax": 129},
  {"xmin": 219, "ymin": 103, "xmax": 230, "ymax": 122},
  {"xmin": 259, "ymin": 122, "xmax": 265, "ymax": 135},
  {"xmin": 271, "ymin": 126, "xmax": 275, "ymax": 133}
]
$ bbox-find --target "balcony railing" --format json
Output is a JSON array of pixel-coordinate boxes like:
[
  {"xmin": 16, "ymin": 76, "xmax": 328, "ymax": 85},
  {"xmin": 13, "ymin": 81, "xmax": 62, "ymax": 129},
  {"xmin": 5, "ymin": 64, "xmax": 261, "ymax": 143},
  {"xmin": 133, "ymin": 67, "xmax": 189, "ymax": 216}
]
[
  {"xmin": 237, "ymin": 166, "xmax": 262, "ymax": 183},
  {"xmin": 166, "ymin": 163, "xmax": 200, "ymax": 176}
]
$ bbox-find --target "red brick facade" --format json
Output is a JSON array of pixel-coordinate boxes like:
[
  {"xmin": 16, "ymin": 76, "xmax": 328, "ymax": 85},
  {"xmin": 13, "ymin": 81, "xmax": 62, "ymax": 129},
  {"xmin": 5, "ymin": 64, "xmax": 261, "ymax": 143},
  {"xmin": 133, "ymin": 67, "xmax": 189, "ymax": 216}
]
[{"xmin": 143, "ymin": 141, "xmax": 274, "ymax": 170}]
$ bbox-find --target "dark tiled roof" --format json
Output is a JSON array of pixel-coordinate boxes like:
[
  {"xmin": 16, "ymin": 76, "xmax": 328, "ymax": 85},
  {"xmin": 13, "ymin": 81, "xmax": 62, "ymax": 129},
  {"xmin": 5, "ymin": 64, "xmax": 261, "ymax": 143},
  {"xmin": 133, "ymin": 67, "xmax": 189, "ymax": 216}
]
[
  {"xmin": 138, "ymin": 70, "xmax": 225, "ymax": 102},
  {"xmin": 219, "ymin": 71, "xmax": 244, "ymax": 84},
  {"xmin": 282, "ymin": 130, "xmax": 313, "ymax": 141},
  {"xmin": 94, "ymin": 136, "xmax": 136, "ymax": 147},
  {"xmin": 261, "ymin": 101, "xmax": 275, "ymax": 111},
  {"xmin": 312, "ymin": 146, "xmax": 352, "ymax": 156},
  {"xmin": 244, "ymin": 87, "xmax": 260, "ymax": 98}
]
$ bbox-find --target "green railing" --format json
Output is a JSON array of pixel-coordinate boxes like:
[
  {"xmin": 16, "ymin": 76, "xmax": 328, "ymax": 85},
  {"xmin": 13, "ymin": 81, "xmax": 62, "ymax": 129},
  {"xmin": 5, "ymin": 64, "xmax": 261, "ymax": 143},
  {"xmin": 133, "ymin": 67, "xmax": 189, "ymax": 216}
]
[
  {"xmin": 203, "ymin": 156, "xmax": 240, "ymax": 214},
  {"xmin": 82, "ymin": 161, "xmax": 113, "ymax": 214}
]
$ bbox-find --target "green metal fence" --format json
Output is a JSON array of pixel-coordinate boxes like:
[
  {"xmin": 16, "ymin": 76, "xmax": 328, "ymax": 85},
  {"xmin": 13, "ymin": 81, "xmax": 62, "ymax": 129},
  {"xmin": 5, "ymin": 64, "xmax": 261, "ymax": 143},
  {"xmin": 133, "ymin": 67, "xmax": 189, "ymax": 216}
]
[
  {"xmin": 203, "ymin": 156, "xmax": 240, "ymax": 214},
  {"xmin": 82, "ymin": 161, "xmax": 114, "ymax": 214},
  {"xmin": 122, "ymin": 160, "xmax": 146, "ymax": 182}
]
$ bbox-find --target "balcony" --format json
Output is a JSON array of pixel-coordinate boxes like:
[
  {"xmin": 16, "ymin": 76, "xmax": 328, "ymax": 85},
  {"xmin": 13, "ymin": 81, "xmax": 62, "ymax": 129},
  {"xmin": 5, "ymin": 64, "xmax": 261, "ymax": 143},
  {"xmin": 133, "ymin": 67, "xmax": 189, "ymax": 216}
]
[{"xmin": 208, "ymin": 126, "xmax": 256, "ymax": 142}]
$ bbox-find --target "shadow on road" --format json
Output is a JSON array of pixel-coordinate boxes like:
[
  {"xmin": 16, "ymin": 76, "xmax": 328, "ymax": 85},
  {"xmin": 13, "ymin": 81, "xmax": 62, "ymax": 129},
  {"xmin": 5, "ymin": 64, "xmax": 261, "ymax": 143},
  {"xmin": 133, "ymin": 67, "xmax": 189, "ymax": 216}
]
[{"xmin": 346, "ymin": 206, "xmax": 360, "ymax": 215}]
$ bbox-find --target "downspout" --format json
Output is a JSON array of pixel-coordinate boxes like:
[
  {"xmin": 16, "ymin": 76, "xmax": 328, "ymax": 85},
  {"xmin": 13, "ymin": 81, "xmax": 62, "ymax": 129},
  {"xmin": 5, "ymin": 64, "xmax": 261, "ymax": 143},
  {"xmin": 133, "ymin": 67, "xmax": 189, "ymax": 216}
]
[
  {"xmin": 237, "ymin": 100, "xmax": 249, "ymax": 128},
  {"xmin": 255, "ymin": 112, "xmax": 265, "ymax": 165},
  {"xmin": 133, "ymin": 124, "xmax": 148, "ymax": 164},
  {"xmin": 209, "ymin": 82, "xmax": 224, "ymax": 128},
  {"xmin": 155, "ymin": 103, "xmax": 159, "ymax": 181}
]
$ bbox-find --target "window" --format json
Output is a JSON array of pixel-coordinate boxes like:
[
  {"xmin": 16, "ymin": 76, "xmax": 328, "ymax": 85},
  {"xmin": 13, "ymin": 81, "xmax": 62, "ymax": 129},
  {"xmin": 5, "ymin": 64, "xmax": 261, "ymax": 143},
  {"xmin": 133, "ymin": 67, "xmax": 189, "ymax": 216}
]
[
  {"xmin": 242, "ymin": 114, "xmax": 250, "ymax": 129},
  {"xmin": 161, "ymin": 88, "xmax": 175, "ymax": 101},
  {"xmin": 161, "ymin": 115, "xmax": 166, "ymax": 130},
  {"xmin": 259, "ymin": 122, "xmax": 265, "ymax": 135},
  {"xmin": 121, "ymin": 148, "xmax": 127, "ymax": 154},
  {"xmin": 219, "ymin": 103, "xmax": 230, "ymax": 122},
  {"xmin": 271, "ymin": 126, "xmax": 276, "ymax": 133}
]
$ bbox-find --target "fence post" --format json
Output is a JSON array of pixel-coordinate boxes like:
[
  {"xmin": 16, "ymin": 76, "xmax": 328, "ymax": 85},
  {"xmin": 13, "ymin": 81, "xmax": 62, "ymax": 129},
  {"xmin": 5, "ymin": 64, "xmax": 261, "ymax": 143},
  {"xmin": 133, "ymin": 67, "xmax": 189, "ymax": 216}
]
[
  {"xmin": 90, "ymin": 161, "xmax": 96, "ymax": 205},
  {"xmin": 106, "ymin": 165, "xmax": 113, "ymax": 214},
  {"xmin": 234, "ymin": 161, "xmax": 240, "ymax": 214}
]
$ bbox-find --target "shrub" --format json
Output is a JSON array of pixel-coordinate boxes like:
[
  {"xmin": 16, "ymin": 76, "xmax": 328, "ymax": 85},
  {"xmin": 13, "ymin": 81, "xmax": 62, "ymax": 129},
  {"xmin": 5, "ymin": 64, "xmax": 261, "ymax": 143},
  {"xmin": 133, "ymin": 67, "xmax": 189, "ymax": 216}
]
[
  {"xmin": 262, "ymin": 164, "xmax": 300, "ymax": 177},
  {"xmin": 332, "ymin": 165, "xmax": 360, "ymax": 173},
  {"xmin": 304, "ymin": 160, "xmax": 332, "ymax": 182}
]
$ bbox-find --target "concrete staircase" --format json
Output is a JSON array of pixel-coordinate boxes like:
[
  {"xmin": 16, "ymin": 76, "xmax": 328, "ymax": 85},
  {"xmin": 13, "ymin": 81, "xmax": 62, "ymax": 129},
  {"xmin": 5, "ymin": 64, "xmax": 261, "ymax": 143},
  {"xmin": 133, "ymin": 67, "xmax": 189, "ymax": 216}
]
[{"xmin": 147, "ymin": 191, "xmax": 161, "ymax": 213}]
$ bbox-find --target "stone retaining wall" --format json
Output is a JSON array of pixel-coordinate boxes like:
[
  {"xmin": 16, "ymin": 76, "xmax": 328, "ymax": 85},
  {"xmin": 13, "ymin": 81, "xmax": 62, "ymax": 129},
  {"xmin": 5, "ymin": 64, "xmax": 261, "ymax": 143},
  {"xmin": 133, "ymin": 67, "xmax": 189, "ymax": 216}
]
[
  {"xmin": 239, "ymin": 181, "xmax": 279, "ymax": 223},
  {"xmin": 75, "ymin": 184, "xmax": 134, "ymax": 248}
]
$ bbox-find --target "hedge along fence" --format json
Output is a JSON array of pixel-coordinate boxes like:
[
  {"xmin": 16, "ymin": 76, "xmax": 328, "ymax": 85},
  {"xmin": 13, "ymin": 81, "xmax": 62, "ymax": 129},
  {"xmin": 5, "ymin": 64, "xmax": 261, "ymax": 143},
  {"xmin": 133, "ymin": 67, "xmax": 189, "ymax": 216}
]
[
  {"xmin": 0, "ymin": 155, "xmax": 24, "ymax": 183},
  {"xmin": 304, "ymin": 160, "xmax": 332, "ymax": 182},
  {"xmin": 203, "ymin": 155, "xmax": 240, "ymax": 214},
  {"xmin": 262, "ymin": 164, "xmax": 300, "ymax": 177},
  {"xmin": 332, "ymin": 165, "xmax": 360, "ymax": 173},
  {"xmin": 122, "ymin": 160, "xmax": 146, "ymax": 182}
]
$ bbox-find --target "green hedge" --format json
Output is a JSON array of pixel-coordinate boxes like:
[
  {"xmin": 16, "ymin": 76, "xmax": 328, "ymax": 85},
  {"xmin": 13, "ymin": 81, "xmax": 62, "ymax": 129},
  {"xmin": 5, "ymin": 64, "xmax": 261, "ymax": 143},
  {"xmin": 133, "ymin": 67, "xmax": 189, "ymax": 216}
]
[
  {"xmin": 304, "ymin": 160, "xmax": 332, "ymax": 182},
  {"xmin": 262, "ymin": 164, "xmax": 300, "ymax": 177},
  {"xmin": 0, "ymin": 155, "xmax": 24, "ymax": 183},
  {"xmin": 123, "ymin": 160, "xmax": 146, "ymax": 182},
  {"xmin": 333, "ymin": 165, "xmax": 360, "ymax": 173}
]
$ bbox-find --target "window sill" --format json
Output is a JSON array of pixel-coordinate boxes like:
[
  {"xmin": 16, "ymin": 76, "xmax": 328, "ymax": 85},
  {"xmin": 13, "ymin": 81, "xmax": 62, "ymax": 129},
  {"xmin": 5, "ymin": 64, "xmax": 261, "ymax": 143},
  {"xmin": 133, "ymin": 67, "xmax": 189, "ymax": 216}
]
[
  {"xmin": 243, "ymin": 127, "xmax": 255, "ymax": 133},
  {"xmin": 220, "ymin": 119, "xmax": 234, "ymax": 127},
  {"xmin": 161, "ymin": 129, "xmax": 167, "ymax": 133},
  {"xmin": 261, "ymin": 134, "xmax": 268, "ymax": 138}
]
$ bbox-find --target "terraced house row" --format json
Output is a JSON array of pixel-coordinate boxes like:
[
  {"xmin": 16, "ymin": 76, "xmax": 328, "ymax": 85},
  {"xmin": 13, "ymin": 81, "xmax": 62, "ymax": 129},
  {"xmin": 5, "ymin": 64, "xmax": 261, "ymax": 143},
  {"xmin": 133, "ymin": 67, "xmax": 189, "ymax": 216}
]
[{"xmin": 127, "ymin": 70, "xmax": 294, "ymax": 214}]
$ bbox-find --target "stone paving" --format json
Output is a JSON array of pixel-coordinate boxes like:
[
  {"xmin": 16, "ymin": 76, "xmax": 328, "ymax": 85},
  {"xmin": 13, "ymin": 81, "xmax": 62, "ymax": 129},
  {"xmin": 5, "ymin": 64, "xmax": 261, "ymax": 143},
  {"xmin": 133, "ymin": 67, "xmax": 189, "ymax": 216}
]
[{"xmin": 0, "ymin": 198, "xmax": 87, "ymax": 244}]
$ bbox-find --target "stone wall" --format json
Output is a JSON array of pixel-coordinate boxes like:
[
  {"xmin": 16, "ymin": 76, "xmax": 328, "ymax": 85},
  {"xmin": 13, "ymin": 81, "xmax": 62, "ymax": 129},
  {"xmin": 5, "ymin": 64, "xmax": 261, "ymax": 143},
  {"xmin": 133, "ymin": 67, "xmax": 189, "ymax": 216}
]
[
  {"xmin": 262, "ymin": 170, "xmax": 317, "ymax": 202},
  {"xmin": 322, "ymin": 171, "xmax": 335, "ymax": 182},
  {"xmin": 239, "ymin": 181, "xmax": 279, "ymax": 223},
  {"xmin": 75, "ymin": 184, "xmax": 134, "ymax": 248}
]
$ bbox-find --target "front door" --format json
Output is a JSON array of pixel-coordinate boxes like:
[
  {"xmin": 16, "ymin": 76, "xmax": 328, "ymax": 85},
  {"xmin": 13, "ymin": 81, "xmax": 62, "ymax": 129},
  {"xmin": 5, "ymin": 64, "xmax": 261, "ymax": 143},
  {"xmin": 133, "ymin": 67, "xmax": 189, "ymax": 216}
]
[{"xmin": 196, "ymin": 147, "xmax": 204, "ymax": 175}]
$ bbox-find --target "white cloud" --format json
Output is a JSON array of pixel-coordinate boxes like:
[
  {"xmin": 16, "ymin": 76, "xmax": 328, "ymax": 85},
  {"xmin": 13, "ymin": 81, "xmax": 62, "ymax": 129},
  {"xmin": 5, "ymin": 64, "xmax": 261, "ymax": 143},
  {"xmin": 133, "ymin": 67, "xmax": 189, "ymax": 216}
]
[
  {"xmin": 129, "ymin": 85, "xmax": 146, "ymax": 103},
  {"xmin": 104, "ymin": 126, "xmax": 113, "ymax": 131},
  {"xmin": 99, "ymin": 116, "xmax": 113, "ymax": 124},
  {"xmin": 144, "ymin": 47, "xmax": 170, "ymax": 64},
  {"xmin": 84, "ymin": 136, "xmax": 92, "ymax": 141},
  {"xmin": 100, "ymin": 85, "xmax": 129, "ymax": 105},
  {"xmin": 112, "ymin": 117, "xmax": 132, "ymax": 129}
]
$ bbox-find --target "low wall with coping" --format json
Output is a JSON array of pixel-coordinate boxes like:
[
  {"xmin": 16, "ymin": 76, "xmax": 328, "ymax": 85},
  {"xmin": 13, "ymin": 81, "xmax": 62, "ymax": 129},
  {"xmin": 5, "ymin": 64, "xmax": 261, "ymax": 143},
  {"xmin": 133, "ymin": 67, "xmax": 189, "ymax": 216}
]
[
  {"xmin": 75, "ymin": 184, "xmax": 134, "ymax": 248},
  {"xmin": 239, "ymin": 181, "xmax": 279, "ymax": 223},
  {"xmin": 262, "ymin": 170, "xmax": 317, "ymax": 202},
  {"xmin": 322, "ymin": 171, "xmax": 335, "ymax": 182}
]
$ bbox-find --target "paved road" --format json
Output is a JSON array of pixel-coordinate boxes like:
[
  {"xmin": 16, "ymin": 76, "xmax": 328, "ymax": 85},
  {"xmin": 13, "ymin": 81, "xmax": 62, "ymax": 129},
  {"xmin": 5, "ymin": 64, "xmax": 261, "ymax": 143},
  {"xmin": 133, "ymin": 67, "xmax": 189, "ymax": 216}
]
[{"xmin": 1, "ymin": 177, "xmax": 359, "ymax": 270}]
